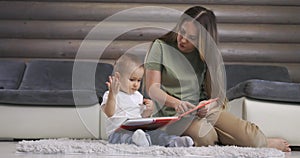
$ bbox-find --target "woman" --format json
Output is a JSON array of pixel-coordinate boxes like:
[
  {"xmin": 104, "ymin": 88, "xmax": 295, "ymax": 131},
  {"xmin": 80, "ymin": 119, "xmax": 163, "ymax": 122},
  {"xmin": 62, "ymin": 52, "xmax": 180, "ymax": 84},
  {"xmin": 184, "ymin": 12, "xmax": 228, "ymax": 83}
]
[{"xmin": 144, "ymin": 6, "xmax": 290, "ymax": 152}]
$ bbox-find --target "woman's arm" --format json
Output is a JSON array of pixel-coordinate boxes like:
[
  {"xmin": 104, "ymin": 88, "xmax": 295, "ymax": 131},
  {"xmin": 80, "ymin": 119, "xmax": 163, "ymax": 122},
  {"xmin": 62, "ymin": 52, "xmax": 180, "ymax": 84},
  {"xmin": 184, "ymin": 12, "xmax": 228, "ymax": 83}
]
[{"xmin": 145, "ymin": 69, "xmax": 195, "ymax": 113}]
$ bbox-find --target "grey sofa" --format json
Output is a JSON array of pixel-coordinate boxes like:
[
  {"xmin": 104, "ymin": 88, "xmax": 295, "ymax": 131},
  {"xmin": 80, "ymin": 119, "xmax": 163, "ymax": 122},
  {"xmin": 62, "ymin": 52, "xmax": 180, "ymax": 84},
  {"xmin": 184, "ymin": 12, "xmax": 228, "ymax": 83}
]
[
  {"xmin": 226, "ymin": 64, "xmax": 300, "ymax": 146},
  {"xmin": 0, "ymin": 60, "xmax": 113, "ymax": 139},
  {"xmin": 1, "ymin": 60, "xmax": 299, "ymax": 145}
]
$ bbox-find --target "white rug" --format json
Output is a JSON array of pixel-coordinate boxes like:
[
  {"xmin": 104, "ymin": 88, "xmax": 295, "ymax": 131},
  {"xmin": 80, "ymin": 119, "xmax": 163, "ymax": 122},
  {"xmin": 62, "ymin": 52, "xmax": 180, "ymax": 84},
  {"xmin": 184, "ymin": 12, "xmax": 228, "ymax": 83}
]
[{"xmin": 16, "ymin": 138, "xmax": 284, "ymax": 158}]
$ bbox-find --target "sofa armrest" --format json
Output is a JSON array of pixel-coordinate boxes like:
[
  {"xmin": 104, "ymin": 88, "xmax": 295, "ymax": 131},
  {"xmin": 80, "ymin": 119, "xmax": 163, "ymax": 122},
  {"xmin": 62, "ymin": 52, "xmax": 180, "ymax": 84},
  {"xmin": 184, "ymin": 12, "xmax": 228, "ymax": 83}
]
[{"xmin": 227, "ymin": 79, "xmax": 300, "ymax": 103}]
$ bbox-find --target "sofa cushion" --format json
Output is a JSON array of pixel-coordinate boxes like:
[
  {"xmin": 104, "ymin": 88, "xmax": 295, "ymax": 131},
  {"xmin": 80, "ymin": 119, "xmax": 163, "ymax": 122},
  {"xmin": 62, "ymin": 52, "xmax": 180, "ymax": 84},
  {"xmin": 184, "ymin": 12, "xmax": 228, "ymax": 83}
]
[
  {"xmin": 9, "ymin": 60, "xmax": 114, "ymax": 105},
  {"xmin": 0, "ymin": 89, "xmax": 98, "ymax": 106},
  {"xmin": 227, "ymin": 79, "xmax": 300, "ymax": 103},
  {"xmin": 0, "ymin": 60, "xmax": 26, "ymax": 89},
  {"xmin": 19, "ymin": 60, "xmax": 113, "ymax": 98},
  {"xmin": 20, "ymin": 60, "xmax": 74, "ymax": 90},
  {"xmin": 225, "ymin": 64, "xmax": 291, "ymax": 90}
]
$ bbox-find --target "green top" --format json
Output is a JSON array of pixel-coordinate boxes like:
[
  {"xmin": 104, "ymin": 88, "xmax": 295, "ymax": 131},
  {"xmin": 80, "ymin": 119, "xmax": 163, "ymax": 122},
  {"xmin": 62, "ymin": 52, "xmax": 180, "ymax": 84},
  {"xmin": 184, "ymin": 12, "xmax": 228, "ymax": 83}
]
[{"xmin": 144, "ymin": 39, "xmax": 207, "ymax": 117}]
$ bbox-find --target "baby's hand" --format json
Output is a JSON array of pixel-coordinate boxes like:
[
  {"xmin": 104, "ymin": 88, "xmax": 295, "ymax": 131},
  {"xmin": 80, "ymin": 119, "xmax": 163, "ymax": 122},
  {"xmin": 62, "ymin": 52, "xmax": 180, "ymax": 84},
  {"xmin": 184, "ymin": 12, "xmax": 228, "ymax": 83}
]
[
  {"xmin": 106, "ymin": 75, "xmax": 120, "ymax": 95},
  {"xmin": 144, "ymin": 99, "xmax": 154, "ymax": 112},
  {"xmin": 141, "ymin": 99, "xmax": 154, "ymax": 118}
]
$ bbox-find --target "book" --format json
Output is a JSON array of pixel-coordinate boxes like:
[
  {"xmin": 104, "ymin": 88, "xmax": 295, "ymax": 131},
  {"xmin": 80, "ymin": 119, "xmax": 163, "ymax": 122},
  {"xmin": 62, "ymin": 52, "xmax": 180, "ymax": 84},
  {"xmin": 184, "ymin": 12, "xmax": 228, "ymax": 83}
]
[{"xmin": 119, "ymin": 98, "xmax": 218, "ymax": 131}]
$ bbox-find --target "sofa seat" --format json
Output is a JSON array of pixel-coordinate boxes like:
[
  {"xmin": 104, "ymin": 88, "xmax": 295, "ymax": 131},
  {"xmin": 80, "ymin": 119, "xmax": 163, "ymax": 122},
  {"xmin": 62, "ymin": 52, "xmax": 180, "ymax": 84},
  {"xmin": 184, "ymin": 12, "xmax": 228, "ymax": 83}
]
[
  {"xmin": 0, "ymin": 102, "xmax": 100, "ymax": 139},
  {"xmin": 0, "ymin": 90, "xmax": 98, "ymax": 106},
  {"xmin": 0, "ymin": 60, "xmax": 113, "ymax": 139},
  {"xmin": 229, "ymin": 97, "xmax": 300, "ymax": 146},
  {"xmin": 226, "ymin": 64, "xmax": 300, "ymax": 146}
]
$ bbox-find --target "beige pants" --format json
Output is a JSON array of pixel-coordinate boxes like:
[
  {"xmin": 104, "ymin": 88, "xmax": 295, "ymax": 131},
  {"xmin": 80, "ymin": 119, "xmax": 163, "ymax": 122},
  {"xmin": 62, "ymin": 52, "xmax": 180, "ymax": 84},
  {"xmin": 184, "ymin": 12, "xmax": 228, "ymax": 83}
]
[{"xmin": 181, "ymin": 110, "xmax": 268, "ymax": 147}]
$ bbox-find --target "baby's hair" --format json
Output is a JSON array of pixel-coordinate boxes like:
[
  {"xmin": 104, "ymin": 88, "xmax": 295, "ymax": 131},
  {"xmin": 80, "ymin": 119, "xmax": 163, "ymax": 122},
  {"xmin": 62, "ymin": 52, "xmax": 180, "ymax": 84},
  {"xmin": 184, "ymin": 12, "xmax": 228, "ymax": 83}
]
[{"xmin": 113, "ymin": 54, "xmax": 144, "ymax": 76}]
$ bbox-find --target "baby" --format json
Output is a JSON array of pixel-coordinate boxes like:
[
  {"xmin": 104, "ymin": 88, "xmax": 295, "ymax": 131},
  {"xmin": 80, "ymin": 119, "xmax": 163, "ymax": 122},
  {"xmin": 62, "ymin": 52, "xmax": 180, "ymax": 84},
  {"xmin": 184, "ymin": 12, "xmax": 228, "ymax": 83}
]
[{"xmin": 101, "ymin": 54, "xmax": 194, "ymax": 147}]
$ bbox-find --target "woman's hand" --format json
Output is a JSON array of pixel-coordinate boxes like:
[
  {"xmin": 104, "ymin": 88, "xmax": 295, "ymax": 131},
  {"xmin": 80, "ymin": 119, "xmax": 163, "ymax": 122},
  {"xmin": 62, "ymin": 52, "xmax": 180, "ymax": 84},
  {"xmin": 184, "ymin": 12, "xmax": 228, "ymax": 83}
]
[
  {"xmin": 175, "ymin": 101, "xmax": 195, "ymax": 114},
  {"xmin": 141, "ymin": 99, "xmax": 154, "ymax": 118},
  {"xmin": 196, "ymin": 100, "xmax": 209, "ymax": 118}
]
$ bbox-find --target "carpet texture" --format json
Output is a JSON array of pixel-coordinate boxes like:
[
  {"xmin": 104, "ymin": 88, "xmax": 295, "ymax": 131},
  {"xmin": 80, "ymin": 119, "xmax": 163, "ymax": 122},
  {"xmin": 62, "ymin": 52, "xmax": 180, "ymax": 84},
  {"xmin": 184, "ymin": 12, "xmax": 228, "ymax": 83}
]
[{"xmin": 16, "ymin": 138, "xmax": 284, "ymax": 158}]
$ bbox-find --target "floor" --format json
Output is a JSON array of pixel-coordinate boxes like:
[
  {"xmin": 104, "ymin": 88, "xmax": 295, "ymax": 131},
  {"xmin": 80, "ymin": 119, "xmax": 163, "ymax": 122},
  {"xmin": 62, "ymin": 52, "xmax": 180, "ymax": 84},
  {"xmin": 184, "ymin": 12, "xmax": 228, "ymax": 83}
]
[{"xmin": 1, "ymin": 141, "xmax": 300, "ymax": 158}]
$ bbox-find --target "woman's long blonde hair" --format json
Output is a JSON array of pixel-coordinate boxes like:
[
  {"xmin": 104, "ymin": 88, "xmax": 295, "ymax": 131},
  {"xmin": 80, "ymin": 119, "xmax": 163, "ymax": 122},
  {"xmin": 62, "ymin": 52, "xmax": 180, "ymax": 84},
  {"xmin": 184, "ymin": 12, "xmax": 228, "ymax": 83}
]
[{"xmin": 158, "ymin": 6, "xmax": 227, "ymax": 108}]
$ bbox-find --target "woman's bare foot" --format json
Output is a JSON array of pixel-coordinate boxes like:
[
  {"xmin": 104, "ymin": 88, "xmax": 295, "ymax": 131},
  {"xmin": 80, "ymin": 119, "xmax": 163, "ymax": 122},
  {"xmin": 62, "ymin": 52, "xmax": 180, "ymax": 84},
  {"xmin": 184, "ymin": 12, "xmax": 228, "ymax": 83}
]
[{"xmin": 267, "ymin": 138, "xmax": 291, "ymax": 152}]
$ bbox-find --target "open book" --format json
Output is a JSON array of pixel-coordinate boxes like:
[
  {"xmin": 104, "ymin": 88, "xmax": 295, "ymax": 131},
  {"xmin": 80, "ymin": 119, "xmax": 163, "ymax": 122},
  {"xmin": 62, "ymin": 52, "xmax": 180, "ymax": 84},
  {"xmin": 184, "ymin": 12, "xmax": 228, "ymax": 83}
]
[{"xmin": 119, "ymin": 98, "xmax": 218, "ymax": 131}]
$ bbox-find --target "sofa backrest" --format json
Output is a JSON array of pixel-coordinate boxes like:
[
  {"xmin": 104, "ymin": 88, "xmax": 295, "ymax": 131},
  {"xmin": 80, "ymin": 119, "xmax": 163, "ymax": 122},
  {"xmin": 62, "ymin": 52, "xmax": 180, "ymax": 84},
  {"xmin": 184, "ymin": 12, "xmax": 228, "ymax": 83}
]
[
  {"xmin": 0, "ymin": 60, "xmax": 26, "ymax": 89},
  {"xmin": 225, "ymin": 64, "xmax": 291, "ymax": 90},
  {"xmin": 19, "ymin": 60, "xmax": 113, "ymax": 98}
]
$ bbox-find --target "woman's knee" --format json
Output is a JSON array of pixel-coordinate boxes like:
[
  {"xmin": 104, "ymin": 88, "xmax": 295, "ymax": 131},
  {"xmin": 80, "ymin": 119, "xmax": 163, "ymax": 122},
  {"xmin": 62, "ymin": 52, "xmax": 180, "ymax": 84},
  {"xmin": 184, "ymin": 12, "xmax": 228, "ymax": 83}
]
[
  {"xmin": 195, "ymin": 129, "xmax": 218, "ymax": 146},
  {"xmin": 184, "ymin": 119, "xmax": 218, "ymax": 146}
]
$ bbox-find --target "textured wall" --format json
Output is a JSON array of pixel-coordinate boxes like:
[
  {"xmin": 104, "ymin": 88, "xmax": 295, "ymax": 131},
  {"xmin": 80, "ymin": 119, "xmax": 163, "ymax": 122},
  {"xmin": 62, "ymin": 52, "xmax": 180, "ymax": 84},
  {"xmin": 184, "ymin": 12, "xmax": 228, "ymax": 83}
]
[{"xmin": 0, "ymin": 0, "xmax": 299, "ymax": 82}]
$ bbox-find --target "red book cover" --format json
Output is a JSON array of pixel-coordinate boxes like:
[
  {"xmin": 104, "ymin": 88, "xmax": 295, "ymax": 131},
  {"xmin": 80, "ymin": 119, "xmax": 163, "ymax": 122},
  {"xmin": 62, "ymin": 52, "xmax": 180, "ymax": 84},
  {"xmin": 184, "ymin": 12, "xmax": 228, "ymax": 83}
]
[{"xmin": 120, "ymin": 98, "xmax": 218, "ymax": 131}]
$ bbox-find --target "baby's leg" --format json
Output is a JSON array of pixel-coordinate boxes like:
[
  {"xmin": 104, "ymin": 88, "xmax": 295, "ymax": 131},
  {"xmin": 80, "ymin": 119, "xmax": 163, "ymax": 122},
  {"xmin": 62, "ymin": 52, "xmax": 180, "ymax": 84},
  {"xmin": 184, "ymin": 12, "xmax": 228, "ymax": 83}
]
[
  {"xmin": 132, "ymin": 129, "xmax": 152, "ymax": 147},
  {"xmin": 147, "ymin": 129, "xmax": 193, "ymax": 147},
  {"xmin": 108, "ymin": 129, "xmax": 134, "ymax": 144}
]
